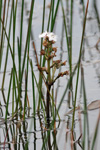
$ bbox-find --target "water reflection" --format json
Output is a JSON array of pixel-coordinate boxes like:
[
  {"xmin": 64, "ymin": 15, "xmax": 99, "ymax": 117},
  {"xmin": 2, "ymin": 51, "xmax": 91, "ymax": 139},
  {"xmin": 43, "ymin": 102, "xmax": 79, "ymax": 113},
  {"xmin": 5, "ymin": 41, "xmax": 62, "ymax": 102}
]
[{"xmin": 0, "ymin": 109, "xmax": 61, "ymax": 150}]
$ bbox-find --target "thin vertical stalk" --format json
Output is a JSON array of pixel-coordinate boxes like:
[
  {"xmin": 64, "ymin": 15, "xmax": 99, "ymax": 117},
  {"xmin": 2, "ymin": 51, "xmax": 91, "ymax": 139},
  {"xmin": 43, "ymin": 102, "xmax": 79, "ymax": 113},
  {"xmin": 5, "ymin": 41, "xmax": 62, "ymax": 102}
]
[
  {"xmin": 47, "ymin": 47, "xmax": 51, "ymax": 120},
  {"xmin": 29, "ymin": 57, "xmax": 46, "ymax": 123},
  {"xmin": 2, "ymin": 0, "xmax": 13, "ymax": 90},
  {"xmin": 81, "ymin": 0, "xmax": 85, "ymax": 15},
  {"xmin": 5, "ymin": 69, "xmax": 13, "ymax": 120},
  {"xmin": 50, "ymin": 0, "xmax": 55, "ymax": 31},
  {"xmin": 91, "ymin": 109, "xmax": 100, "ymax": 150},
  {"xmin": 20, "ymin": 0, "xmax": 24, "ymax": 52},
  {"xmin": 69, "ymin": 0, "xmax": 73, "ymax": 73},
  {"xmin": 39, "ymin": 0, "xmax": 46, "ymax": 111},
  {"xmin": 31, "ymin": 61, "xmax": 36, "ymax": 116},
  {"xmin": 72, "ymin": 0, "xmax": 89, "ymax": 132},
  {"xmin": 40, "ymin": 0, "xmax": 46, "ymax": 65},
  {"xmin": 0, "ymin": 19, "xmax": 22, "ymax": 111},
  {"xmin": 0, "ymin": 0, "xmax": 6, "ymax": 68},
  {"xmin": 2, "ymin": 0, "xmax": 10, "ymax": 47},
  {"xmin": 68, "ymin": 0, "xmax": 74, "ymax": 107},
  {"xmin": 23, "ymin": 70, "xmax": 27, "ymax": 120},
  {"xmin": 0, "ymin": 0, "xmax": 2, "ymax": 31},
  {"xmin": 25, "ymin": 0, "xmax": 34, "ymax": 114},
  {"xmin": 12, "ymin": 0, "xmax": 18, "ymax": 115},
  {"xmin": 46, "ymin": 85, "xmax": 51, "ymax": 121},
  {"xmin": 61, "ymin": 0, "xmax": 70, "ymax": 57},
  {"xmin": 21, "ymin": 0, "xmax": 35, "ymax": 84},
  {"xmin": 25, "ymin": 0, "xmax": 34, "ymax": 112},
  {"xmin": 17, "ymin": 38, "xmax": 23, "ymax": 112},
  {"xmin": 51, "ymin": 0, "xmax": 60, "ymax": 32},
  {"xmin": 18, "ymin": 0, "xmax": 24, "ymax": 95},
  {"xmin": 81, "ymin": 66, "xmax": 89, "ymax": 150},
  {"xmin": 47, "ymin": 0, "xmax": 52, "ymax": 31}
]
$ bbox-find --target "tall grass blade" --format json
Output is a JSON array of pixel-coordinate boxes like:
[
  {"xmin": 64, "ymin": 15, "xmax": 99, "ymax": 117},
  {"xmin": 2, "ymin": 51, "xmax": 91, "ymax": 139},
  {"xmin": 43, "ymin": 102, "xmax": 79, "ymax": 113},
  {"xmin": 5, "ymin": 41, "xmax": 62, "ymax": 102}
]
[
  {"xmin": 21, "ymin": 0, "xmax": 35, "ymax": 82},
  {"xmin": 18, "ymin": 0, "xmax": 24, "ymax": 94},
  {"xmin": 72, "ymin": 0, "xmax": 89, "ymax": 132},
  {"xmin": 23, "ymin": 70, "xmax": 27, "ymax": 120},
  {"xmin": 50, "ymin": 0, "xmax": 55, "ymax": 31},
  {"xmin": 1, "ymin": 0, "xmax": 13, "ymax": 90},
  {"xmin": 0, "ymin": 19, "xmax": 22, "ymax": 110},
  {"xmin": 5, "ymin": 69, "xmax": 13, "ymax": 120},
  {"xmin": 51, "ymin": 0, "xmax": 60, "ymax": 31},
  {"xmin": 12, "ymin": 0, "xmax": 18, "ymax": 115},
  {"xmin": 28, "ymin": 56, "xmax": 46, "ymax": 122},
  {"xmin": 81, "ymin": 66, "xmax": 89, "ymax": 150},
  {"xmin": 0, "ymin": 0, "xmax": 6, "ymax": 68},
  {"xmin": 0, "ymin": 0, "xmax": 2, "ymax": 31},
  {"xmin": 30, "ymin": 61, "xmax": 36, "ymax": 115},
  {"xmin": 91, "ymin": 110, "xmax": 100, "ymax": 150},
  {"xmin": 38, "ymin": 0, "xmax": 46, "ymax": 112},
  {"xmin": 60, "ymin": 0, "xmax": 69, "ymax": 58}
]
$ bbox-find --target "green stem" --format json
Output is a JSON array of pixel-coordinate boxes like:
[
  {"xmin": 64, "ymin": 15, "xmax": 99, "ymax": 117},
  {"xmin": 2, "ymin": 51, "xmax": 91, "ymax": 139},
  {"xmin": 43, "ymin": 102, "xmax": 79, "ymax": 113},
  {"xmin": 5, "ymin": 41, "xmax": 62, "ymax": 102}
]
[
  {"xmin": 46, "ymin": 47, "xmax": 51, "ymax": 122},
  {"xmin": 72, "ymin": 0, "xmax": 89, "ymax": 132},
  {"xmin": 46, "ymin": 85, "xmax": 51, "ymax": 121},
  {"xmin": 47, "ymin": 48, "xmax": 51, "ymax": 82}
]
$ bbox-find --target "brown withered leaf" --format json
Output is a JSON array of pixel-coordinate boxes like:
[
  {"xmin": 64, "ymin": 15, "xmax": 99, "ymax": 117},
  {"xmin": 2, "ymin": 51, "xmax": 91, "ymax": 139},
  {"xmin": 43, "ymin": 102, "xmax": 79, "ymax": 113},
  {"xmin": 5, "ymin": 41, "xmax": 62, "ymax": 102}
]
[
  {"xmin": 87, "ymin": 100, "xmax": 100, "ymax": 110},
  {"xmin": 65, "ymin": 105, "xmax": 81, "ymax": 115}
]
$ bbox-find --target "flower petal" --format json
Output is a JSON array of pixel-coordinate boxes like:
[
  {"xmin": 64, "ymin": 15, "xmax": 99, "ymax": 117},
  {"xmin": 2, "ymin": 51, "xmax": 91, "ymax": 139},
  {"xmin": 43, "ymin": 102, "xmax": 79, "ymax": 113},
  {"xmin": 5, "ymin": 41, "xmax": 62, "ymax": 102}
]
[
  {"xmin": 39, "ymin": 31, "xmax": 57, "ymax": 42},
  {"xmin": 47, "ymin": 32, "xmax": 57, "ymax": 42},
  {"xmin": 39, "ymin": 31, "xmax": 48, "ymax": 38}
]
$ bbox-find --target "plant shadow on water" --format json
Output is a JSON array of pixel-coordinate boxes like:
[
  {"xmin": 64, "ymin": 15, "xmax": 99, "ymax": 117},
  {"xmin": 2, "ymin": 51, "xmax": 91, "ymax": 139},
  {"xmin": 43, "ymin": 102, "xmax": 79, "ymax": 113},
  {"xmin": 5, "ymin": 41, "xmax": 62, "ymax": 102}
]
[{"xmin": 0, "ymin": 0, "xmax": 100, "ymax": 149}]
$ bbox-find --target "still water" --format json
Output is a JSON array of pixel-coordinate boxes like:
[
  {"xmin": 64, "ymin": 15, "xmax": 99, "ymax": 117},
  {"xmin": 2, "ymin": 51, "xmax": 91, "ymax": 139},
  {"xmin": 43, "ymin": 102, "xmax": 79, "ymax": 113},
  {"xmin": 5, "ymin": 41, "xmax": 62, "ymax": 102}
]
[{"xmin": 0, "ymin": 0, "xmax": 100, "ymax": 149}]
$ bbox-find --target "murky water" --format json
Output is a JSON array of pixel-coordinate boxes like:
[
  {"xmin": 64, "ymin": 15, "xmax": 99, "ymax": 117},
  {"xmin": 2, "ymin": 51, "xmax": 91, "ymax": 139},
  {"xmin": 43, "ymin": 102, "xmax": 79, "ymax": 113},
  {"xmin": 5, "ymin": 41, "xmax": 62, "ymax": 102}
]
[{"xmin": 0, "ymin": 0, "xmax": 100, "ymax": 149}]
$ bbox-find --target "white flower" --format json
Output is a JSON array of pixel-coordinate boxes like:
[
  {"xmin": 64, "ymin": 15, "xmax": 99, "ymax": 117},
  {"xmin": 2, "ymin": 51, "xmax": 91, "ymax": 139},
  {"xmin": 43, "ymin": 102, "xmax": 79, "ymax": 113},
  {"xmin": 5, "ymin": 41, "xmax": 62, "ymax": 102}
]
[
  {"xmin": 47, "ymin": 32, "xmax": 57, "ymax": 42},
  {"xmin": 39, "ymin": 31, "xmax": 48, "ymax": 38},
  {"xmin": 39, "ymin": 31, "xmax": 57, "ymax": 42}
]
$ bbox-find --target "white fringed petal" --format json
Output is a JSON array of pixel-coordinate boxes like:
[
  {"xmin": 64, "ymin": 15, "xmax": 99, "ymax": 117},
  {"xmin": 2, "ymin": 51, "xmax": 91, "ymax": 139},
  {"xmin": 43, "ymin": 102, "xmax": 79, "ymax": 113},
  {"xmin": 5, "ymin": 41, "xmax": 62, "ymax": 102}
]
[
  {"xmin": 39, "ymin": 31, "xmax": 48, "ymax": 38},
  {"xmin": 39, "ymin": 31, "xmax": 57, "ymax": 42}
]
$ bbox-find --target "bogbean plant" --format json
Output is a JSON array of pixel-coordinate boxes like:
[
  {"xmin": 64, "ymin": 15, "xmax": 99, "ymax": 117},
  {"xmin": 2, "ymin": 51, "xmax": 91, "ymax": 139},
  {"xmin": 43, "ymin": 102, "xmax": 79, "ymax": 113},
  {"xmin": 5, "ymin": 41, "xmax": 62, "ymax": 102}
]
[{"xmin": 38, "ymin": 31, "xmax": 69, "ymax": 122}]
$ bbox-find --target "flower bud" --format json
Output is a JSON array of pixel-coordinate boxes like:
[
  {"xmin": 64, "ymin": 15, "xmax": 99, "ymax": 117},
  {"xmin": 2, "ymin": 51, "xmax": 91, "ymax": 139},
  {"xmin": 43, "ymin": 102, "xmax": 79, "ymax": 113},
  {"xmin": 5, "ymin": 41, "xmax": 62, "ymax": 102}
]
[
  {"xmin": 40, "ymin": 49, "xmax": 45, "ymax": 55},
  {"xmin": 52, "ymin": 47, "xmax": 57, "ymax": 52},
  {"xmin": 61, "ymin": 60, "xmax": 67, "ymax": 66},
  {"xmin": 58, "ymin": 71, "xmax": 69, "ymax": 77}
]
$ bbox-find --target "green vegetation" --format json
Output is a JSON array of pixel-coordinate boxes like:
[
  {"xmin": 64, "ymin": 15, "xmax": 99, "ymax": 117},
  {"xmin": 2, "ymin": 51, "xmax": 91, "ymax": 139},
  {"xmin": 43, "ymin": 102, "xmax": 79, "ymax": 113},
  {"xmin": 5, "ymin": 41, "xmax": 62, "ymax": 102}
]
[{"xmin": 0, "ymin": 0, "xmax": 100, "ymax": 149}]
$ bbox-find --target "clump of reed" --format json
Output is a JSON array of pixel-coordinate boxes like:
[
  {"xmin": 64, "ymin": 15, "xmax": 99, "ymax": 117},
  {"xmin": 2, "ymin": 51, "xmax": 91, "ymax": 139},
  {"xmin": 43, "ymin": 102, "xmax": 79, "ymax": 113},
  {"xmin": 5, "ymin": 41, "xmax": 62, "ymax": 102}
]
[
  {"xmin": 38, "ymin": 31, "xmax": 68, "ymax": 123},
  {"xmin": 0, "ymin": 0, "xmax": 100, "ymax": 149}
]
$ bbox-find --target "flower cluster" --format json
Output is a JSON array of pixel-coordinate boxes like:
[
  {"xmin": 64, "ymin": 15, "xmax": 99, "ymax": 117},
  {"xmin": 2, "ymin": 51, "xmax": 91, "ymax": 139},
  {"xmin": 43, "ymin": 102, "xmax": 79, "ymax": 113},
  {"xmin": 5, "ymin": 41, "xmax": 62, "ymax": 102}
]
[
  {"xmin": 39, "ymin": 31, "xmax": 57, "ymax": 42},
  {"xmin": 38, "ymin": 31, "xmax": 69, "ymax": 84},
  {"xmin": 38, "ymin": 31, "xmax": 69, "ymax": 120}
]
